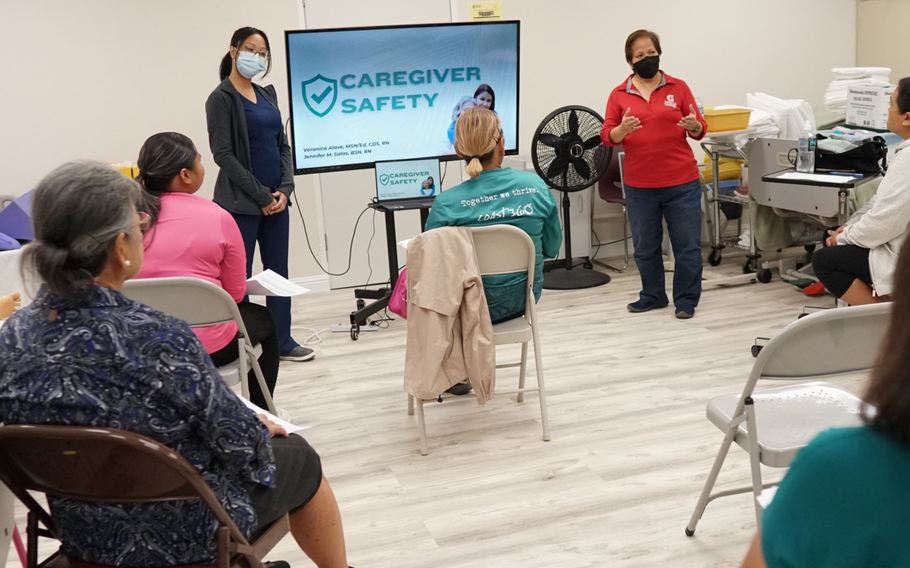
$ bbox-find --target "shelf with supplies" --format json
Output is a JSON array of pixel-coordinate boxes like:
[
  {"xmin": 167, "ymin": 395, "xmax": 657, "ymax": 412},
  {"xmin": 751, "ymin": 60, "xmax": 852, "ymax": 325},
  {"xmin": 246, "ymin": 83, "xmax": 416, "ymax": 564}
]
[{"xmin": 700, "ymin": 135, "xmax": 762, "ymax": 281}]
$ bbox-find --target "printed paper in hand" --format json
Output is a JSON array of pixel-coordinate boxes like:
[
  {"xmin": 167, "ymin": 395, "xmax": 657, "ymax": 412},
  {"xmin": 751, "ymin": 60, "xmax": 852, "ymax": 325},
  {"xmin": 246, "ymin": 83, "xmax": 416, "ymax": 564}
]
[
  {"xmin": 237, "ymin": 395, "xmax": 310, "ymax": 434},
  {"xmin": 246, "ymin": 269, "xmax": 310, "ymax": 297}
]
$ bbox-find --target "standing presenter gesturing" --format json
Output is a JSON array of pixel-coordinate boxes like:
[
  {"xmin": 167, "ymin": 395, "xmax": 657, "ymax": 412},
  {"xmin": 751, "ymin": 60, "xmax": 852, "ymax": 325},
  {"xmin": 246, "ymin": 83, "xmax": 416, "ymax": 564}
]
[{"xmin": 600, "ymin": 29, "xmax": 707, "ymax": 319}]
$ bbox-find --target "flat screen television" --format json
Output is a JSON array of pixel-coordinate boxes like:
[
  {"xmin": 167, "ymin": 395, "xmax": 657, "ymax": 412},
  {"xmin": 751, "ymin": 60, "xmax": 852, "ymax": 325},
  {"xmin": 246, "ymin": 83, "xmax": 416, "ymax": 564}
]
[{"xmin": 284, "ymin": 21, "xmax": 520, "ymax": 175}]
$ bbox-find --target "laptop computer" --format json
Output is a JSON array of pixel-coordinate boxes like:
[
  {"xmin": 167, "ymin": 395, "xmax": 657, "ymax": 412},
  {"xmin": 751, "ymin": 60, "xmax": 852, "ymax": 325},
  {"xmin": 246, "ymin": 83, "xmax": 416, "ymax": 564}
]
[{"xmin": 374, "ymin": 158, "xmax": 442, "ymax": 210}]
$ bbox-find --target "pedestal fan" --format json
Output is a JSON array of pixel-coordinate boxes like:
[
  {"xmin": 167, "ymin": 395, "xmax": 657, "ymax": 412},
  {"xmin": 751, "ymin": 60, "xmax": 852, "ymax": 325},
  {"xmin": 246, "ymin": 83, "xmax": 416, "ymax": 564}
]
[{"xmin": 531, "ymin": 106, "xmax": 612, "ymax": 289}]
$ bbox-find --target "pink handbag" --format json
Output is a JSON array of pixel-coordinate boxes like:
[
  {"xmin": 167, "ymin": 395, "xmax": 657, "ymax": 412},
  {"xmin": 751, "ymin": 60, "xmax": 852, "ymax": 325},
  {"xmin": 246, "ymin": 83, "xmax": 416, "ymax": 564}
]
[{"xmin": 388, "ymin": 268, "xmax": 408, "ymax": 319}]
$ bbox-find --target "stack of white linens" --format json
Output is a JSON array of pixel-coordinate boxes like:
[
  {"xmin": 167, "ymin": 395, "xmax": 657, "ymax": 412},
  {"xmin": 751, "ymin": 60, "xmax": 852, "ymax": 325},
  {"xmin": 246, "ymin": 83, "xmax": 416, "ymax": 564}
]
[
  {"xmin": 825, "ymin": 67, "xmax": 892, "ymax": 112},
  {"xmin": 745, "ymin": 93, "xmax": 814, "ymax": 139}
]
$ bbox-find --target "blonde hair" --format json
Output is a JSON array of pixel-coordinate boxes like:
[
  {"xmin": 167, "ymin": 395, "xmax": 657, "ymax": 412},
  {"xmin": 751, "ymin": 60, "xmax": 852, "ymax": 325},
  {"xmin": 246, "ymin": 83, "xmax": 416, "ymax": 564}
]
[{"xmin": 455, "ymin": 107, "xmax": 502, "ymax": 178}]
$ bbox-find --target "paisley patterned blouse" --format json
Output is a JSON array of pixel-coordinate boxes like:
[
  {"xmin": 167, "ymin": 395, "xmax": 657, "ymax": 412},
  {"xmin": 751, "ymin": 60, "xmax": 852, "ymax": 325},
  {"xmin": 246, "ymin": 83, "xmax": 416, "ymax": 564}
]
[{"xmin": 0, "ymin": 285, "xmax": 276, "ymax": 566}]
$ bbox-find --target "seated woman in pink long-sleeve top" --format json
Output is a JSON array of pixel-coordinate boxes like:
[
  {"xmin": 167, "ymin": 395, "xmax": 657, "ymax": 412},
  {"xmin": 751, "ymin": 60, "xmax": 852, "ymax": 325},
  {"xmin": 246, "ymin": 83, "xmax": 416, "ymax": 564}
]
[{"xmin": 134, "ymin": 132, "xmax": 280, "ymax": 409}]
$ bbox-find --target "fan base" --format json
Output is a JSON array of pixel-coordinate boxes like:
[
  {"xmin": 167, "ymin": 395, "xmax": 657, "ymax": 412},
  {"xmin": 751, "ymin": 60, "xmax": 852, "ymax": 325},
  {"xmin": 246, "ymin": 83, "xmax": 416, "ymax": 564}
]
[{"xmin": 542, "ymin": 268, "xmax": 611, "ymax": 290}]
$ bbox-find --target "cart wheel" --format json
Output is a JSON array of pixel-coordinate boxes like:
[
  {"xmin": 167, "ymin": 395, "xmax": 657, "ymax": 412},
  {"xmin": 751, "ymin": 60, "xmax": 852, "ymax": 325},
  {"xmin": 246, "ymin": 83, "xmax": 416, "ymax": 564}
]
[
  {"xmin": 583, "ymin": 260, "xmax": 593, "ymax": 270},
  {"xmin": 742, "ymin": 261, "xmax": 755, "ymax": 274},
  {"xmin": 757, "ymin": 269, "xmax": 773, "ymax": 283},
  {"xmin": 350, "ymin": 325, "xmax": 360, "ymax": 341},
  {"xmin": 751, "ymin": 344, "xmax": 763, "ymax": 358},
  {"xmin": 708, "ymin": 249, "xmax": 722, "ymax": 266}
]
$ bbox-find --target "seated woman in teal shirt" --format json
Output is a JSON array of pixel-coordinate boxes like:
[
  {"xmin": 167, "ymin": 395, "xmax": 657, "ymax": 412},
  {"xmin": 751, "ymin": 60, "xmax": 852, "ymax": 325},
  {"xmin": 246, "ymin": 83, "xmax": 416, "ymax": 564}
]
[
  {"xmin": 426, "ymin": 107, "xmax": 562, "ymax": 323},
  {"xmin": 740, "ymin": 236, "xmax": 910, "ymax": 568}
]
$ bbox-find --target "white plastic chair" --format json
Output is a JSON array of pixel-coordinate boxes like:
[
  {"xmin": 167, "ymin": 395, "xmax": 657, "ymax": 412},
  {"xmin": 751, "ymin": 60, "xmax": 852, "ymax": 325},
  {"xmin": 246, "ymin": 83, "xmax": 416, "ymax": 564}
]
[
  {"xmin": 407, "ymin": 224, "xmax": 550, "ymax": 455},
  {"xmin": 685, "ymin": 302, "xmax": 891, "ymax": 535},
  {"xmin": 121, "ymin": 277, "xmax": 276, "ymax": 413}
]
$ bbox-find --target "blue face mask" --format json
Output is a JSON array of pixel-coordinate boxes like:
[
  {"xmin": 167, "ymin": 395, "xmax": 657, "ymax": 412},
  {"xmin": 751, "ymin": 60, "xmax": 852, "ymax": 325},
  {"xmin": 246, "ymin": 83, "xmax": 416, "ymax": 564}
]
[{"xmin": 236, "ymin": 51, "xmax": 266, "ymax": 79}]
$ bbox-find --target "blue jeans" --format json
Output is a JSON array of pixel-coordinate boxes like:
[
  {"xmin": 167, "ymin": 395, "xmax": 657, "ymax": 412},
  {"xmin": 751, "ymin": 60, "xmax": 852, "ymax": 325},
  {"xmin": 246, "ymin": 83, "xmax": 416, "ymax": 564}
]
[
  {"xmin": 231, "ymin": 208, "xmax": 300, "ymax": 354},
  {"xmin": 624, "ymin": 179, "xmax": 703, "ymax": 311}
]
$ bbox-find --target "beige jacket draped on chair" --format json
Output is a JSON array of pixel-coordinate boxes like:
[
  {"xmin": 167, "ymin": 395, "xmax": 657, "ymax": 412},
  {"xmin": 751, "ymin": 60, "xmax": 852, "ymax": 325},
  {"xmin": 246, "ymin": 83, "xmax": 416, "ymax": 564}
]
[{"xmin": 403, "ymin": 227, "xmax": 496, "ymax": 403}]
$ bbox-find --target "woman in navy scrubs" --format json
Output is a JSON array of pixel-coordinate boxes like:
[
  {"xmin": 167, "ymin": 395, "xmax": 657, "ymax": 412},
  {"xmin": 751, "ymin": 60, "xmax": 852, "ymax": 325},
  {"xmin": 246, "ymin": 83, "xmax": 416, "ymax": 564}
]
[{"xmin": 205, "ymin": 26, "xmax": 313, "ymax": 362}]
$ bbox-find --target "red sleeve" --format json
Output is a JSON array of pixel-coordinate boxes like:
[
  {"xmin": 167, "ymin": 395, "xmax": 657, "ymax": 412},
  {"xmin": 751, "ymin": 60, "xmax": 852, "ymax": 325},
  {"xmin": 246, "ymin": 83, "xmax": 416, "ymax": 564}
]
[
  {"xmin": 680, "ymin": 82, "xmax": 708, "ymax": 141},
  {"xmin": 600, "ymin": 90, "xmax": 624, "ymax": 147},
  {"xmin": 220, "ymin": 212, "xmax": 248, "ymax": 303}
]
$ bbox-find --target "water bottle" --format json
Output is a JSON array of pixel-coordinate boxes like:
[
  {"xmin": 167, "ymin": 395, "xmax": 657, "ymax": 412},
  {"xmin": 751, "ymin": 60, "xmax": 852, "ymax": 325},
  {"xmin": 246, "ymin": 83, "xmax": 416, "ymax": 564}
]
[{"xmin": 796, "ymin": 120, "xmax": 816, "ymax": 173}]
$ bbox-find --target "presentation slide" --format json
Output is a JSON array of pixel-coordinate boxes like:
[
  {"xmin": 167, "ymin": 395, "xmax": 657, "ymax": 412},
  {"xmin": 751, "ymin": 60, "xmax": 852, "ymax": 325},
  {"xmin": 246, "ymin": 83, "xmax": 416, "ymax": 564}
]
[
  {"xmin": 375, "ymin": 158, "xmax": 442, "ymax": 201},
  {"xmin": 285, "ymin": 22, "xmax": 519, "ymax": 174}
]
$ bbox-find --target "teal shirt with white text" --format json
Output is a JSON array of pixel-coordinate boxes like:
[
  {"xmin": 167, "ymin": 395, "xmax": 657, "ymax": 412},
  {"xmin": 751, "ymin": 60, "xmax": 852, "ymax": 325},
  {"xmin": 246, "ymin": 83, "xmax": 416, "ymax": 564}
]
[{"xmin": 425, "ymin": 167, "xmax": 561, "ymax": 322}]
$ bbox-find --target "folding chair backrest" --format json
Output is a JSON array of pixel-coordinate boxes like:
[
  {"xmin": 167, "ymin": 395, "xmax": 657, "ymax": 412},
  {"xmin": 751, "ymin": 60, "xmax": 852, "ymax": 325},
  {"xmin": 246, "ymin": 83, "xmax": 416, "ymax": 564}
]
[
  {"xmin": 122, "ymin": 277, "xmax": 243, "ymax": 330},
  {"xmin": 597, "ymin": 145, "xmax": 625, "ymax": 203},
  {"xmin": 0, "ymin": 425, "xmax": 202, "ymax": 502},
  {"xmin": 470, "ymin": 224, "xmax": 535, "ymax": 281},
  {"xmin": 754, "ymin": 303, "xmax": 891, "ymax": 381},
  {"xmin": 0, "ymin": 425, "xmax": 247, "ymax": 540}
]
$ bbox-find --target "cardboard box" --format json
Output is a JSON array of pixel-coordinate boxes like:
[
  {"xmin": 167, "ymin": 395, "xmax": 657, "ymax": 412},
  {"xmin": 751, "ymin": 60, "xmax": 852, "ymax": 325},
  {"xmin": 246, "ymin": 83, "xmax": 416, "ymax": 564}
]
[{"xmin": 846, "ymin": 84, "xmax": 895, "ymax": 130}]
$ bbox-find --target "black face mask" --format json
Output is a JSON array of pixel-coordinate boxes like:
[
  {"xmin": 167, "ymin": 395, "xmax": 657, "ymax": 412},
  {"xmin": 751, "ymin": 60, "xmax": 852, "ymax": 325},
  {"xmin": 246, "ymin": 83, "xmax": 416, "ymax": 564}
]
[{"xmin": 632, "ymin": 55, "xmax": 660, "ymax": 79}]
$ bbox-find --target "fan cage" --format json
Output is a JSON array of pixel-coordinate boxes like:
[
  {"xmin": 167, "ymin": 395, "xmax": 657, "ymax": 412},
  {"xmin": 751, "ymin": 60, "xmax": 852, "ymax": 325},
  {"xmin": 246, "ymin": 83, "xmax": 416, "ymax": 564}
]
[{"xmin": 532, "ymin": 106, "xmax": 611, "ymax": 191}]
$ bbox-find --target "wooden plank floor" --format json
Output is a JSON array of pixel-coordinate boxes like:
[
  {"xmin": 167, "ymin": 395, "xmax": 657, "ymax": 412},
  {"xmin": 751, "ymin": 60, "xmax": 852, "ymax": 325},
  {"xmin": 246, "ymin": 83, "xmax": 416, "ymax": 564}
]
[{"xmin": 9, "ymin": 260, "xmax": 860, "ymax": 568}]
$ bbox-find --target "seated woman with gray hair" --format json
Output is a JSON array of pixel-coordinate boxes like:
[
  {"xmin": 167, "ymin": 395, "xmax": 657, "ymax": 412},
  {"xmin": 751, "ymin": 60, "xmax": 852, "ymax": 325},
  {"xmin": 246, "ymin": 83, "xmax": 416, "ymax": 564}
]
[{"xmin": 0, "ymin": 161, "xmax": 351, "ymax": 568}]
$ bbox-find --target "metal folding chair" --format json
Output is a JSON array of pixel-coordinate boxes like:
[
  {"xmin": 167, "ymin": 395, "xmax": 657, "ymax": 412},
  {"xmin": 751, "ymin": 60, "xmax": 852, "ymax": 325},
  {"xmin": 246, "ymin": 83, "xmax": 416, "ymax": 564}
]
[
  {"xmin": 0, "ymin": 424, "xmax": 289, "ymax": 568},
  {"xmin": 685, "ymin": 302, "xmax": 890, "ymax": 535},
  {"xmin": 407, "ymin": 224, "xmax": 551, "ymax": 455},
  {"xmin": 121, "ymin": 277, "xmax": 276, "ymax": 413}
]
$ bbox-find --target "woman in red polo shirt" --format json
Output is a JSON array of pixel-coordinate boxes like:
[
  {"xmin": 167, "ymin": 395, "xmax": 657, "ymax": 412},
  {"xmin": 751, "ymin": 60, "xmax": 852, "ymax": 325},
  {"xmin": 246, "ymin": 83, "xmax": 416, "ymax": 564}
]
[{"xmin": 600, "ymin": 29, "xmax": 707, "ymax": 319}]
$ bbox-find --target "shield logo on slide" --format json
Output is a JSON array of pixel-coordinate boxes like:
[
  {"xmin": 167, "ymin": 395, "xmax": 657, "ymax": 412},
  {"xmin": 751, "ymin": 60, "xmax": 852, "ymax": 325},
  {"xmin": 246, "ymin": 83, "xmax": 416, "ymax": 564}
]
[
  {"xmin": 379, "ymin": 174, "xmax": 391, "ymax": 185},
  {"xmin": 301, "ymin": 74, "xmax": 338, "ymax": 117}
]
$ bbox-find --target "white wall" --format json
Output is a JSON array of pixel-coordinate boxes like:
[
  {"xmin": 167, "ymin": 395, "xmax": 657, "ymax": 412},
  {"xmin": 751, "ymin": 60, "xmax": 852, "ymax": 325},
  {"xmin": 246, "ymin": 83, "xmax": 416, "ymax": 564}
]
[
  {"xmin": 2, "ymin": 0, "xmax": 858, "ymax": 284},
  {"xmin": 449, "ymin": 0, "xmax": 858, "ymax": 250},
  {"xmin": 858, "ymin": 0, "xmax": 910, "ymax": 80},
  {"xmin": 0, "ymin": 0, "xmax": 327, "ymax": 285},
  {"xmin": 451, "ymin": 0, "xmax": 856, "ymax": 141}
]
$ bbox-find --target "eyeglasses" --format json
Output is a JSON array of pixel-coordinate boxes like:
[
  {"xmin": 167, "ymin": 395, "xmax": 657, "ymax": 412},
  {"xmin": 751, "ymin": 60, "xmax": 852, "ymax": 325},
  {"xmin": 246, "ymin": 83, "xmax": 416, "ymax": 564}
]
[
  {"xmin": 238, "ymin": 45, "xmax": 269, "ymax": 61},
  {"xmin": 493, "ymin": 128, "xmax": 504, "ymax": 144},
  {"xmin": 137, "ymin": 211, "xmax": 151, "ymax": 235}
]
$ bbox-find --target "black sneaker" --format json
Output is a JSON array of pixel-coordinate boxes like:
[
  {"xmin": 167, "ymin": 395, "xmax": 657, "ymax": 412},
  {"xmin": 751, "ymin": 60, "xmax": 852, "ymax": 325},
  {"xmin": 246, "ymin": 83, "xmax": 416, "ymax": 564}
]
[
  {"xmin": 280, "ymin": 346, "xmax": 315, "ymax": 362},
  {"xmin": 675, "ymin": 308, "xmax": 695, "ymax": 319},
  {"xmin": 627, "ymin": 299, "xmax": 669, "ymax": 313}
]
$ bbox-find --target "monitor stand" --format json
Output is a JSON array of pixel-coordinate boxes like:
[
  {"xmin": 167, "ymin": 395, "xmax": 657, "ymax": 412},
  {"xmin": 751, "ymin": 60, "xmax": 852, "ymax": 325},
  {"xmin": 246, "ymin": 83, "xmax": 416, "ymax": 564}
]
[{"xmin": 345, "ymin": 201, "xmax": 430, "ymax": 340}]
